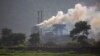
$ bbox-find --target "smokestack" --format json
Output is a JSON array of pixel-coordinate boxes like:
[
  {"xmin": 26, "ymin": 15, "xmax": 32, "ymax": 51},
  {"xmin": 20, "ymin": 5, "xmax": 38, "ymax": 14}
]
[
  {"xmin": 32, "ymin": 10, "xmax": 43, "ymax": 34},
  {"xmin": 37, "ymin": 10, "xmax": 43, "ymax": 24}
]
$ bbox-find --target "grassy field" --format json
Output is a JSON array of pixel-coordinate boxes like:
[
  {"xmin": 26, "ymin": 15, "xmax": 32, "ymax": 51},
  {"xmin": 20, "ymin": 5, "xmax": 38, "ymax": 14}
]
[{"xmin": 0, "ymin": 49, "xmax": 97, "ymax": 56}]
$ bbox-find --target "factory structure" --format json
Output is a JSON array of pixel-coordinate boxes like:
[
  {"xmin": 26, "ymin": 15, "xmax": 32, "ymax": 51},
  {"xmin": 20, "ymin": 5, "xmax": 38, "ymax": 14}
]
[{"xmin": 32, "ymin": 10, "xmax": 72, "ymax": 46}]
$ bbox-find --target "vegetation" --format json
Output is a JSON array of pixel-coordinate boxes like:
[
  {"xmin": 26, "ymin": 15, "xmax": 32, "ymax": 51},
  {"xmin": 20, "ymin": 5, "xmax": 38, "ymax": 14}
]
[
  {"xmin": 28, "ymin": 33, "xmax": 40, "ymax": 46},
  {"xmin": 0, "ymin": 28, "xmax": 26, "ymax": 47},
  {"xmin": 0, "ymin": 49, "xmax": 96, "ymax": 56},
  {"xmin": 70, "ymin": 21, "xmax": 91, "ymax": 46},
  {"xmin": 0, "ymin": 24, "xmax": 99, "ymax": 56}
]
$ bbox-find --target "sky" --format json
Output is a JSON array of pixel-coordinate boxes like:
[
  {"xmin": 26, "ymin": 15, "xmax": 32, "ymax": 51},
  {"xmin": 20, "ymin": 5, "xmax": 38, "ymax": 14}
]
[{"xmin": 0, "ymin": 0, "xmax": 100, "ymax": 37}]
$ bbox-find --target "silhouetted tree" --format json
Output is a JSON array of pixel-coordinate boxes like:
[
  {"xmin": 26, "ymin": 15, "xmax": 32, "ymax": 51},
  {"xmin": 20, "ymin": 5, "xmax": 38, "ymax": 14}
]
[
  {"xmin": 1, "ymin": 28, "xmax": 26, "ymax": 46},
  {"xmin": 1, "ymin": 28, "xmax": 12, "ymax": 46},
  {"xmin": 9, "ymin": 33, "xmax": 26, "ymax": 46},
  {"xmin": 70, "ymin": 21, "xmax": 91, "ymax": 46},
  {"xmin": 29, "ymin": 33, "xmax": 40, "ymax": 46}
]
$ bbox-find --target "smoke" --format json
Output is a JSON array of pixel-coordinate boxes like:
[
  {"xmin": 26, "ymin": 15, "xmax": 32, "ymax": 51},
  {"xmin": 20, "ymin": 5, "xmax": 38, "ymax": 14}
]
[
  {"xmin": 36, "ymin": 3, "xmax": 100, "ymax": 40},
  {"xmin": 90, "ymin": 14, "xmax": 100, "ymax": 34},
  {"xmin": 89, "ymin": 13, "xmax": 100, "ymax": 41},
  {"xmin": 37, "ymin": 11, "xmax": 64, "ymax": 28},
  {"xmin": 37, "ymin": 4, "xmax": 96, "ymax": 27}
]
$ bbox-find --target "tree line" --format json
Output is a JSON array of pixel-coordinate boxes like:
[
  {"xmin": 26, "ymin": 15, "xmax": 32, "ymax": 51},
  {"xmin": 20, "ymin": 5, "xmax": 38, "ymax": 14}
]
[
  {"xmin": 0, "ymin": 21, "xmax": 100, "ymax": 48},
  {"xmin": 0, "ymin": 28, "xmax": 40, "ymax": 47}
]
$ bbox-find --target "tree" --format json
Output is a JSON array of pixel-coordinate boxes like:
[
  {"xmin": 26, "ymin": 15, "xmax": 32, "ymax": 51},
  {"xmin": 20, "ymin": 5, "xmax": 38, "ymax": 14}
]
[
  {"xmin": 0, "ymin": 28, "xmax": 26, "ymax": 46},
  {"xmin": 1, "ymin": 28, "xmax": 12, "ymax": 46},
  {"xmin": 29, "ymin": 33, "xmax": 40, "ymax": 46},
  {"xmin": 70, "ymin": 21, "xmax": 91, "ymax": 46},
  {"xmin": 1, "ymin": 28, "xmax": 12, "ymax": 36},
  {"xmin": 9, "ymin": 33, "xmax": 26, "ymax": 46}
]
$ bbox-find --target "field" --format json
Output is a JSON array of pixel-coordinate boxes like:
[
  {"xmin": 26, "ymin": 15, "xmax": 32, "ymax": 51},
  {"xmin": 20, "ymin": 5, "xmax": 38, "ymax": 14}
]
[{"xmin": 0, "ymin": 49, "xmax": 97, "ymax": 56}]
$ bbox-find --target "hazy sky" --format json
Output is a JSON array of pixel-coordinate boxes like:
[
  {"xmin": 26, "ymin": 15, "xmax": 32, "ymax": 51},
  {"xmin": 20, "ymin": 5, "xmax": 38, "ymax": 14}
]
[{"xmin": 0, "ymin": 0, "xmax": 99, "ymax": 37}]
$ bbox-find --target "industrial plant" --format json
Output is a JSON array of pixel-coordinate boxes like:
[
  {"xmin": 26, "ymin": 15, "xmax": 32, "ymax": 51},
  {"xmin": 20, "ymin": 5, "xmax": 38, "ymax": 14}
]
[{"xmin": 32, "ymin": 10, "xmax": 72, "ymax": 46}]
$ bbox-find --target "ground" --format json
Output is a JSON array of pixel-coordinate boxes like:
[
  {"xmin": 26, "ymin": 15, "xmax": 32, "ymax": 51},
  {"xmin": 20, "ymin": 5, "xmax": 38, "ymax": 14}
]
[{"xmin": 0, "ymin": 49, "xmax": 97, "ymax": 56}]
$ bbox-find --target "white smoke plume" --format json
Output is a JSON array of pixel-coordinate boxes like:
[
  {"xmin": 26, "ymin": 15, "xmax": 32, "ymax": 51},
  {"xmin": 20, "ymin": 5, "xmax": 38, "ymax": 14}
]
[{"xmin": 36, "ymin": 3, "xmax": 100, "ymax": 40}]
